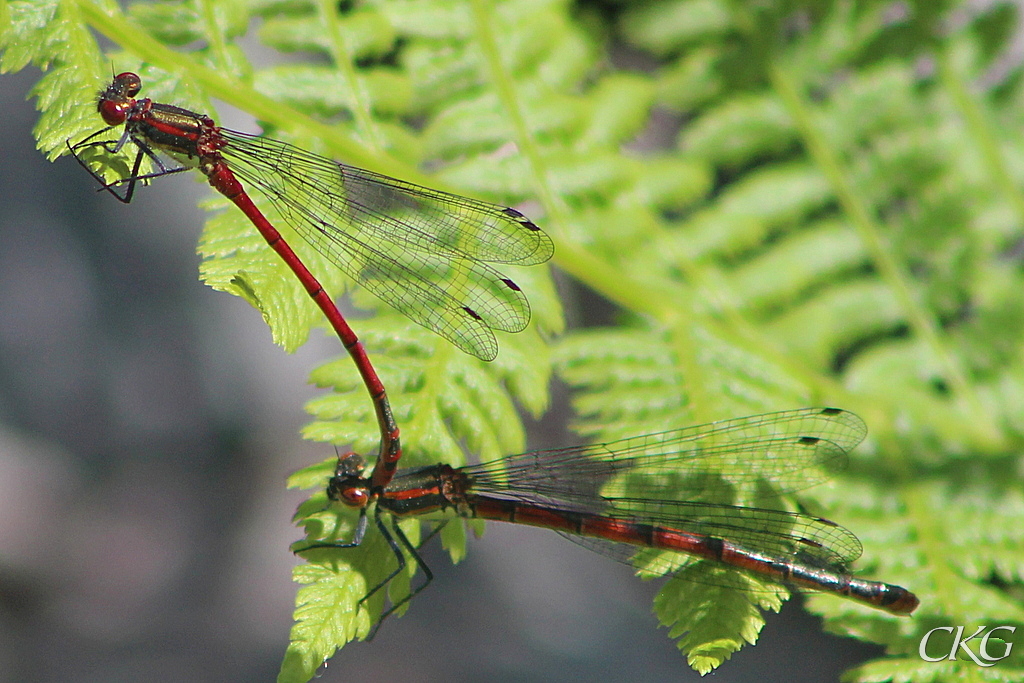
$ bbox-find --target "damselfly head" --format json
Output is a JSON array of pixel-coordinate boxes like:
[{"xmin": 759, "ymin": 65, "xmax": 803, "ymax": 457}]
[
  {"xmin": 335, "ymin": 451, "xmax": 366, "ymax": 477},
  {"xmin": 327, "ymin": 452, "xmax": 371, "ymax": 508},
  {"xmin": 97, "ymin": 72, "xmax": 142, "ymax": 126}
]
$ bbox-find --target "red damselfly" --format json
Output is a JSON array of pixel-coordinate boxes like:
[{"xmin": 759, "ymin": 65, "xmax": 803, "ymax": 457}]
[
  {"xmin": 302, "ymin": 407, "xmax": 918, "ymax": 634},
  {"xmin": 69, "ymin": 72, "xmax": 553, "ymax": 490}
]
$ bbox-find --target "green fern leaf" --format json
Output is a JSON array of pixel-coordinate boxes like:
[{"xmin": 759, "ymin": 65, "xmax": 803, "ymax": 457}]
[{"xmin": 12, "ymin": 0, "xmax": 1024, "ymax": 681}]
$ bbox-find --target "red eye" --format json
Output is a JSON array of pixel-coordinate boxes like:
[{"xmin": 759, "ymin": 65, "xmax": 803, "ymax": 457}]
[
  {"xmin": 339, "ymin": 486, "xmax": 370, "ymax": 508},
  {"xmin": 97, "ymin": 72, "xmax": 143, "ymax": 125},
  {"xmin": 98, "ymin": 99, "xmax": 129, "ymax": 126},
  {"xmin": 114, "ymin": 72, "xmax": 142, "ymax": 98}
]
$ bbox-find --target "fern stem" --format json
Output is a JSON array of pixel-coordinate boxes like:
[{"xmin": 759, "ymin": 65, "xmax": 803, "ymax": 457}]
[
  {"xmin": 937, "ymin": 46, "xmax": 1024, "ymax": 242},
  {"xmin": 316, "ymin": 0, "xmax": 385, "ymax": 152},
  {"xmin": 465, "ymin": 0, "xmax": 719, "ymax": 409},
  {"xmin": 195, "ymin": 0, "xmax": 232, "ymax": 74},
  {"xmin": 769, "ymin": 64, "xmax": 994, "ymax": 439},
  {"xmin": 76, "ymin": 0, "xmax": 423, "ymax": 180},
  {"xmin": 467, "ymin": 0, "xmax": 566, "ymax": 233}
]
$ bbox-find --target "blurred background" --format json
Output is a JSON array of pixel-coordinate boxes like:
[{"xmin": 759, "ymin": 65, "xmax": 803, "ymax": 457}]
[{"xmin": 0, "ymin": 62, "xmax": 891, "ymax": 682}]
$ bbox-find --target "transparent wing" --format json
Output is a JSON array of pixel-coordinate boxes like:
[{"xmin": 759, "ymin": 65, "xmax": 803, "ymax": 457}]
[
  {"xmin": 465, "ymin": 407, "xmax": 865, "ymax": 509},
  {"xmin": 462, "ymin": 408, "xmax": 867, "ymax": 595},
  {"xmin": 565, "ymin": 499, "xmax": 862, "ymax": 571},
  {"xmin": 220, "ymin": 129, "xmax": 553, "ymax": 360}
]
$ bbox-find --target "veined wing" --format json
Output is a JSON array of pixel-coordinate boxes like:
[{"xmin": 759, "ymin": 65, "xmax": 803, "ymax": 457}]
[{"xmin": 220, "ymin": 129, "xmax": 553, "ymax": 360}]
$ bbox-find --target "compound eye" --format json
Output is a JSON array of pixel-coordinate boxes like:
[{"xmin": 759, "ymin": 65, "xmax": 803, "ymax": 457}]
[
  {"xmin": 336, "ymin": 452, "xmax": 366, "ymax": 477},
  {"xmin": 98, "ymin": 99, "xmax": 129, "ymax": 125},
  {"xmin": 339, "ymin": 486, "xmax": 370, "ymax": 508},
  {"xmin": 326, "ymin": 472, "xmax": 371, "ymax": 508},
  {"xmin": 115, "ymin": 72, "xmax": 142, "ymax": 98},
  {"xmin": 97, "ymin": 72, "xmax": 143, "ymax": 125}
]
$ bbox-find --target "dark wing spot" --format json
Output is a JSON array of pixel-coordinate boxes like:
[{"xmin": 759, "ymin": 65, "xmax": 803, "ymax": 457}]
[
  {"xmin": 502, "ymin": 207, "xmax": 541, "ymax": 231},
  {"xmin": 796, "ymin": 537, "xmax": 826, "ymax": 550}
]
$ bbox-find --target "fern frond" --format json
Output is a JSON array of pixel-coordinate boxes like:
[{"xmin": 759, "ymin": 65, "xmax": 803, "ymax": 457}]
[{"xmin": 11, "ymin": 0, "xmax": 1024, "ymax": 681}]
